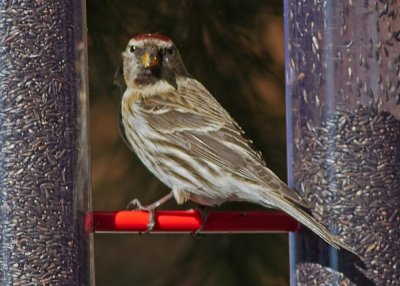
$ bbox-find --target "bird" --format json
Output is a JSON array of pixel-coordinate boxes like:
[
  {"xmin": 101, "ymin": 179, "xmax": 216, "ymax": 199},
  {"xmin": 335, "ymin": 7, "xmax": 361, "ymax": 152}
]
[{"xmin": 116, "ymin": 33, "xmax": 355, "ymax": 254}]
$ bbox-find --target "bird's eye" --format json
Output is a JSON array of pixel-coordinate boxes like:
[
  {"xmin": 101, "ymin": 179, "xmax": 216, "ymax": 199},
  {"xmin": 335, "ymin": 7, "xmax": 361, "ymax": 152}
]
[
  {"xmin": 130, "ymin": 46, "xmax": 137, "ymax": 53},
  {"xmin": 165, "ymin": 48, "xmax": 174, "ymax": 56}
]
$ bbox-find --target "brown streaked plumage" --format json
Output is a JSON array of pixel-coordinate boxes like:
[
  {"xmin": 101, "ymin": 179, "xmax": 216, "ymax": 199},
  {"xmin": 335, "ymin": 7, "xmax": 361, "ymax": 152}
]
[{"xmin": 117, "ymin": 33, "xmax": 357, "ymax": 255}]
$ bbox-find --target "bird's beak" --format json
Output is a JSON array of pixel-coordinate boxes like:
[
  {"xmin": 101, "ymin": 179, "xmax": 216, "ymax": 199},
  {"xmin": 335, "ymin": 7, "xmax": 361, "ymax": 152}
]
[{"xmin": 141, "ymin": 52, "xmax": 159, "ymax": 68}]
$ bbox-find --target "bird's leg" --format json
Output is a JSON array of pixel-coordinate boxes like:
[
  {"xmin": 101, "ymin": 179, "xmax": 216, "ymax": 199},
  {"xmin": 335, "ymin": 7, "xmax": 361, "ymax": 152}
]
[
  {"xmin": 127, "ymin": 192, "xmax": 174, "ymax": 234},
  {"xmin": 192, "ymin": 205, "xmax": 209, "ymax": 238}
]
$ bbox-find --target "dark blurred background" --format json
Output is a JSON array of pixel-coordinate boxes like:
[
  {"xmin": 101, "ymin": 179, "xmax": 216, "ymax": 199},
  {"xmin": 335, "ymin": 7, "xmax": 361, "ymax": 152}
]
[{"xmin": 87, "ymin": 1, "xmax": 288, "ymax": 285}]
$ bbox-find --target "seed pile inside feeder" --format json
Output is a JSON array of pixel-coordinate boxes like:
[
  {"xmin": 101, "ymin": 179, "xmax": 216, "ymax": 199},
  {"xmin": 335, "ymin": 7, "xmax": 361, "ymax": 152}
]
[
  {"xmin": 0, "ymin": 1, "xmax": 89, "ymax": 285},
  {"xmin": 294, "ymin": 106, "xmax": 400, "ymax": 286},
  {"xmin": 296, "ymin": 263, "xmax": 354, "ymax": 286}
]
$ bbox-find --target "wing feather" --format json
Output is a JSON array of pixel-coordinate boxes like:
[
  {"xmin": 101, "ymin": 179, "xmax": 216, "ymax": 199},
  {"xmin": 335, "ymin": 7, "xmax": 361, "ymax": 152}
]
[{"xmin": 137, "ymin": 77, "xmax": 308, "ymax": 207}]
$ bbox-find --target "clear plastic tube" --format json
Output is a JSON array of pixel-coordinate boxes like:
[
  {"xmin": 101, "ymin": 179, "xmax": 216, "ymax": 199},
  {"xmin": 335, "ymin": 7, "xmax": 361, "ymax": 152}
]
[
  {"xmin": 285, "ymin": 1, "xmax": 400, "ymax": 285},
  {"xmin": 0, "ymin": 1, "xmax": 93, "ymax": 284}
]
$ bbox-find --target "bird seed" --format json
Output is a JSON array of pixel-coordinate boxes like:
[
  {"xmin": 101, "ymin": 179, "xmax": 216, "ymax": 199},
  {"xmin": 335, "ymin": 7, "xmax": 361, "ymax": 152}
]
[{"xmin": 0, "ymin": 0, "xmax": 90, "ymax": 284}]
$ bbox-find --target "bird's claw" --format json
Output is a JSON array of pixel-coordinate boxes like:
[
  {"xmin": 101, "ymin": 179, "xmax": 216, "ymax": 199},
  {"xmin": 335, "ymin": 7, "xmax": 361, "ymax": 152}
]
[
  {"xmin": 127, "ymin": 198, "xmax": 156, "ymax": 234},
  {"xmin": 127, "ymin": 198, "xmax": 145, "ymax": 210},
  {"xmin": 191, "ymin": 206, "xmax": 209, "ymax": 239},
  {"xmin": 140, "ymin": 208, "xmax": 156, "ymax": 234}
]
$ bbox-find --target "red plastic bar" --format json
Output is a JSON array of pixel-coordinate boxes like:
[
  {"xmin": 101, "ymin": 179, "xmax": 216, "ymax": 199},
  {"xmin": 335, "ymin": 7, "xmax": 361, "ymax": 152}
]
[{"xmin": 91, "ymin": 210, "xmax": 300, "ymax": 233}]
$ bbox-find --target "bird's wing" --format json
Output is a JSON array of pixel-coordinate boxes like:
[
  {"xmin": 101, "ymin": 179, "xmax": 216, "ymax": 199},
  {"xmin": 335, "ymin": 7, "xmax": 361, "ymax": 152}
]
[{"xmin": 137, "ymin": 78, "xmax": 308, "ymax": 207}]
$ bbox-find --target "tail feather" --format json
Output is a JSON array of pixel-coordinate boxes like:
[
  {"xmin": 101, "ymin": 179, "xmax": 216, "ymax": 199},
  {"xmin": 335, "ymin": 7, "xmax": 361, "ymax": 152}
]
[{"xmin": 257, "ymin": 191, "xmax": 358, "ymax": 256}]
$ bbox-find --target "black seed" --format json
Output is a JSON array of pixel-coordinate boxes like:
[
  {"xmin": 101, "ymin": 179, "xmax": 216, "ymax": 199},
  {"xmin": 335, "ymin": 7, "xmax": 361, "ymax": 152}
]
[
  {"xmin": 294, "ymin": 106, "xmax": 400, "ymax": 285},
  {"xmin": 0, "ymin": 0, "xmax": 90, "ymax": 284}
]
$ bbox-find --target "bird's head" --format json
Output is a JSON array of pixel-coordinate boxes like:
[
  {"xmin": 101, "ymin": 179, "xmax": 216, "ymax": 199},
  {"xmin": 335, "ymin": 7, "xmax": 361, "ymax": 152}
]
[{"xmin": 122, "ymin": 34, "xmax": 188, "ymax": 89}]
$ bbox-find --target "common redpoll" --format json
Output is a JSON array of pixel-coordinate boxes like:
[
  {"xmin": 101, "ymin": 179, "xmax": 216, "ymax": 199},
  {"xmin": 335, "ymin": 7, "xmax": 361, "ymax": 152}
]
[{"xmin": 117, "ymin": 33, "xmax": 354, "ymax": 253}]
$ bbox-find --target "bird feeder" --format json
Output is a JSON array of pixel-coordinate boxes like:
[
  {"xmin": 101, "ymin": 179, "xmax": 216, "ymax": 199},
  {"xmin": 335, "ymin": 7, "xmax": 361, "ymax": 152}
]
[
  {"xmin": 0, "ymin": 1, "xmax": 93, "ymax": 285},
  {"xmin": 284, "ymin": 1, "xmax": 400, "ymax": 285}
]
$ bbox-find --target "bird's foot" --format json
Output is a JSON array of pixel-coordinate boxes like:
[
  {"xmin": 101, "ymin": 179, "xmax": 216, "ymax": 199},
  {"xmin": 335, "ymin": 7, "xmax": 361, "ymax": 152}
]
[
  {"xmin": 192, "ymin": 205, "xmax": 209, "ymax": 239},
  {"xmin": 127, "ymin": 192, "xmax": 174, "ymax": 234},
  {"xmin": 127, "ymin": 198, "xmax": 156, "ymax": 234}
]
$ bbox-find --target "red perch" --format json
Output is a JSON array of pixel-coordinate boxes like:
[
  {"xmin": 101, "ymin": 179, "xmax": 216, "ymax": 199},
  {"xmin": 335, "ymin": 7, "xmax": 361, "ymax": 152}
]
[{"xmin": 91, "ymin": 210, "xmax": 300, "ymax": 233}]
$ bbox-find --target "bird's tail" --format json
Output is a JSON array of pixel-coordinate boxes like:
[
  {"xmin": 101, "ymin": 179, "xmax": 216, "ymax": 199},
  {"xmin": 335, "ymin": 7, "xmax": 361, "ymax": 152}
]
[{"xmin": 254, "ymin": 190, "xmax": 357, "ymax": 256}]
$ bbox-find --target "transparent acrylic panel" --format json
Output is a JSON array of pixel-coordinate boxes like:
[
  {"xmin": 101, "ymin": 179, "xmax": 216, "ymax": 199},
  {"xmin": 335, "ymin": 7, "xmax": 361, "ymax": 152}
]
[{"xmin": 285, "ymin": 1, "xmax": 400, "ymax": 285}]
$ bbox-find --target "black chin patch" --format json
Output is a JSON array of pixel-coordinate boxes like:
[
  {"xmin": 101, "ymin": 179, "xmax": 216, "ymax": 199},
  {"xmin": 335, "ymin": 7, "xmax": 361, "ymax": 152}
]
[
  {"xmin": 135, "ymin": 67, "xmax": 161, "ymax": 85},
  {"xmin": 135, "ymin": 67, "xmax": 178, "ymax": 89}
]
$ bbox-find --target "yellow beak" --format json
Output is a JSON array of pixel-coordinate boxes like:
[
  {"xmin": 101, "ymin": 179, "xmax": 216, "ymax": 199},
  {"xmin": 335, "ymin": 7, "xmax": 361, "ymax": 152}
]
[{"xmin": 141, "ymin": 52, "xmax": 159, "ymax": 68}]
